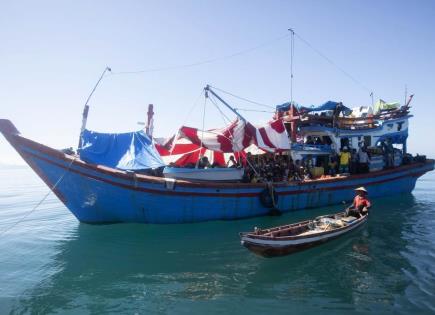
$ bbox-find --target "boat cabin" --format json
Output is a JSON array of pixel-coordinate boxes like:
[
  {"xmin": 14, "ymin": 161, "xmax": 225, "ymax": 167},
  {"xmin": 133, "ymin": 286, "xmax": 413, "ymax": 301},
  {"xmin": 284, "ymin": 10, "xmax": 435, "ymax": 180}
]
[{"xmin": 278, "ymin": 98, "xmax": 412, "ymax": 175}]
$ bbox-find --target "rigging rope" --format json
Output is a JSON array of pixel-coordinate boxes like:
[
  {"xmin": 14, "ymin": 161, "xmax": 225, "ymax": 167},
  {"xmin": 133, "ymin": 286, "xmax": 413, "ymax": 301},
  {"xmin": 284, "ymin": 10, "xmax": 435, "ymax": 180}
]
[
  {"xmin": 208, "ymin": 85, "xmax": 274, "ymax": 109},
  {"xmin": 0, "ymin": 158, "xmax": 76, "ymax": 237},
  {"xmin": 234, "ymin": 108, "xmax": 274, "ymax": 114},
  {"xmin": 293, "ymin": 31, "xmax": 373, "ymax": 95},
  {"xmin": 208, "ymin": 94, "xmax": 232, "ymax": 125},
  {"xmin": 169, "ymin": 89, "xmax": 206, "ymax": 156},
  {"xmin": 208, "ymin": 93, "xmax": 263, "ymax": 178},
  {"xmin": 110, "ymin": 34, "xmax": 290, "ymax": 75}
]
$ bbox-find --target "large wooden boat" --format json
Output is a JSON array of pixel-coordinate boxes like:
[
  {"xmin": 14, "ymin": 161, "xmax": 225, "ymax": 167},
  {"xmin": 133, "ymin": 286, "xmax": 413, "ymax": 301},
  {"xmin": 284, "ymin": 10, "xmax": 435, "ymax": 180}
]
[
  {"xmin": 240, "ymin": 211, "xmax": 368, "ymax": 257},
  {"xmin": 0, "ymin": 119, "xmax": 433, "ymax": 224}
]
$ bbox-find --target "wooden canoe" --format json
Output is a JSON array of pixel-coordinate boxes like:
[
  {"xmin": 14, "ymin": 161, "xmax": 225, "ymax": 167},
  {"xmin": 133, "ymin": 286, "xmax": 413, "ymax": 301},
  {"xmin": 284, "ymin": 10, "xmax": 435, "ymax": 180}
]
[{"xmin": 240, "ymin": 211, "xmax": 368, "ymax": 257}]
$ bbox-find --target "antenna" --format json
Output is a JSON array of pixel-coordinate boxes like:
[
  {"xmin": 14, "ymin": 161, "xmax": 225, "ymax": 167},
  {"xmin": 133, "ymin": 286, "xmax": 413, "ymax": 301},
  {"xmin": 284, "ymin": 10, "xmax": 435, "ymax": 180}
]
[
  {"xmin": 288, "ymin": 28, "xmax": 295, "ymax": 105},
  {"xmin": 404, "ymin": 84, "xmax": 408, "ymax": 106},
  {"xmin": 77, "ymin": 66, "xmax": 111, "ymax": 149}
]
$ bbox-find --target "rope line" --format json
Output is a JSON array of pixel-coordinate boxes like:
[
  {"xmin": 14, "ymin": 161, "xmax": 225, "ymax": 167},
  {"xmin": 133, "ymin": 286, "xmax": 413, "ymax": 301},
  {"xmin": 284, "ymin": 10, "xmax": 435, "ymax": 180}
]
[
  {"xmin": 208, "ymin": 94, "xmax": 233, "ymax": 125},
  {"xmin": 209, "ymin": 96, "xmax": 261, "ymax": 176},
  {"xmin": 208, "ymin": 85, "xmax": 274, "ymax": 109},
  {"xmin": 110, "ymin": 34, "xmax": 290, "ymax": 75},
  {"xmin": 293, "ymin": 32, "xmax": 372, "ymax": 94},
  {"xmin": 234, "ymin": 108, "xmax": 274, "ymax": 113},
  {"xmin": 0, "ymin": 158, "xmax": 76, "ymax": 237}
]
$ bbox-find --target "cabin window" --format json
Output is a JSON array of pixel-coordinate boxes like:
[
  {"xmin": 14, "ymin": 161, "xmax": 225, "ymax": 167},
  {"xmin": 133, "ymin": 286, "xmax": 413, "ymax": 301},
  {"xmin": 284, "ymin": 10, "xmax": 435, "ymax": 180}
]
[
  {"xmin": 397, "ymin": 122, "xmax": 404, "ymax": 131},
  {"xmin": 322, "ymin": 136, "xmax": 332, "ymax": 145},
  {"xmin": 340, "ymin": 138, "xmax": 350, "ymax": 149}
]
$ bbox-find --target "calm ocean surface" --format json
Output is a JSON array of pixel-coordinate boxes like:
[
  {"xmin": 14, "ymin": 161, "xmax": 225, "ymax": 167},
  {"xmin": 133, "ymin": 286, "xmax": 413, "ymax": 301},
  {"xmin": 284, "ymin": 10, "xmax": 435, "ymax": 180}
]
[{"xmin": 0, "ymin": 165, "xmax": 434, "ymax": 315}]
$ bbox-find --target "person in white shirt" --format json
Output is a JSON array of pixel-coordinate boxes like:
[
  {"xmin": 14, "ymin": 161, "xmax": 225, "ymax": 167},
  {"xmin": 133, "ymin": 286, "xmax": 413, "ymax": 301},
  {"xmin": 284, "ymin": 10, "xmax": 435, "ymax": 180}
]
[{"xmin": 357, "ymin": 148, "xmax": 370, "ymax": 173}]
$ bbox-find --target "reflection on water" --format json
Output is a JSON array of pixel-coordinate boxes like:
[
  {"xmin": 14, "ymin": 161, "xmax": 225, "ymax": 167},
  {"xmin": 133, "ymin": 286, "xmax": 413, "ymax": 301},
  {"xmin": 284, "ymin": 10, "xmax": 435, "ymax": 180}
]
[{"xmin": 0, "ymin": 166, "xmax": 434, "ymax": 314}]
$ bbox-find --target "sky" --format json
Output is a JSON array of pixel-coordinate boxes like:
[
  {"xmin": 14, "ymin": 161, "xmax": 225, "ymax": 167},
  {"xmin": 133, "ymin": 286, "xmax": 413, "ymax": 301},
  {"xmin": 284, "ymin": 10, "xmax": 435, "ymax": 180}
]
[{"xmin": 1, "ymin": 0, "xmax": 434, "ymax": 164}]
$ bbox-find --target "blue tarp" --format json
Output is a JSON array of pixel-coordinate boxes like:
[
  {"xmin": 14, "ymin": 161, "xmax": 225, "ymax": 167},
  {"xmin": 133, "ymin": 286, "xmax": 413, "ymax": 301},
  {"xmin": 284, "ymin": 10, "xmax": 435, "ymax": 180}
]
[
  {"xmin": 276, "ymin": 101, "xmax": 351, "ymax": 114},
  {"xmin": 79, "ymin": 129, "xmax": 165, "ymax": 170},
  {"xmin": 276, "ymin": 101, "xmax": 299, "ymax": 113}
]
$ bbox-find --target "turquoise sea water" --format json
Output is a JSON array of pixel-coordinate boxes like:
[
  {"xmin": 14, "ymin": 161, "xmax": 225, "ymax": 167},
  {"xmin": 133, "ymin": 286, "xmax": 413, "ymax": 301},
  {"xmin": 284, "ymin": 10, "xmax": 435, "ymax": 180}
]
[{"xmin": 0, "ymin": 165, "xmax": 434, "ymax": 315}]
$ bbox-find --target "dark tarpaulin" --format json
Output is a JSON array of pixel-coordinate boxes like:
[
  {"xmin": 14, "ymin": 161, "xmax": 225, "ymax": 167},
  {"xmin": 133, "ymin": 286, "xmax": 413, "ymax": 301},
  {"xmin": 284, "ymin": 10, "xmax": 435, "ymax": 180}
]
[
  {"xmin": 276, "ymin": 101, "xmax": 298, "ymax": 113},
  {"xmin": 276, "ymin": 101, "xmax": 351, "ymax": 114},
  {"xmin": 79, "ymin": 129, "xmax": 165, "ymax": 170}
]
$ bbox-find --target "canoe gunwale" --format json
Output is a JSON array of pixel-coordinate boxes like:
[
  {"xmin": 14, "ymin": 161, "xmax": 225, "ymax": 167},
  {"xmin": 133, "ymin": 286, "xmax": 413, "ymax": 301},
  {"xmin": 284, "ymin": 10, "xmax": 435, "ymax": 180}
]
[{"xmin": 241, "ymin": 213, "xmax": 368, "ymax": 243}]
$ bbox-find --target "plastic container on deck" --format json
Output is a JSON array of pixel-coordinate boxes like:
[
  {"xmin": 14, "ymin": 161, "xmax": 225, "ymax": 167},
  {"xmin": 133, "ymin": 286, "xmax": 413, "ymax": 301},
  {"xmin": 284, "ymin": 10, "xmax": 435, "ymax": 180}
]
[
  {"xmin": 369, "ymin": 155, "xmax": 384, "ymax": 172},
  {"xmin": 310, "ymin": 166, "xmax": 325, "ymax": 178}
]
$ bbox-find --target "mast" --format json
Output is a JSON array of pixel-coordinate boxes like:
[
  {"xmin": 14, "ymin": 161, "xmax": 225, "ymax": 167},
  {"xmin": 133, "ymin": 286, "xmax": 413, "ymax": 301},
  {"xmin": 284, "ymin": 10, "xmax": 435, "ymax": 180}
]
[
  {"xmin": 288, "ymin": 28, "xmax": 295, "ymax": 107},
  {"xmin": 77, "ymin": 66, "xmax": 111, "ymax": 149},
  {"xmin": 287, "ymin": 29, "xmax": 297, "ymax": 143},
  {"xmin": 145, "ymin": 104, "xmax": 154, "ymax": 137}
]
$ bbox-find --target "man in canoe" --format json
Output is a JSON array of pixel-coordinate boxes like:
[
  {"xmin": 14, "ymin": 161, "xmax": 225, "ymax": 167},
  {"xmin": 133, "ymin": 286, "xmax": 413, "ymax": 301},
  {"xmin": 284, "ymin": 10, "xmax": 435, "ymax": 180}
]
[{"xmin": 346, "ymin": 187, "xmax": 371, "ymax": 218}]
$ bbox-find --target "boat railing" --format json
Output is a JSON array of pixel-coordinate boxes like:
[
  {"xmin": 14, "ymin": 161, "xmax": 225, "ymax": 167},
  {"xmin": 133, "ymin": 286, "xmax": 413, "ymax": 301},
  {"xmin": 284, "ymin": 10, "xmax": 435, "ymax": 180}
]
[{"xmin": 291, "ymin": 143, "xmax": 333, "ymax": 152}]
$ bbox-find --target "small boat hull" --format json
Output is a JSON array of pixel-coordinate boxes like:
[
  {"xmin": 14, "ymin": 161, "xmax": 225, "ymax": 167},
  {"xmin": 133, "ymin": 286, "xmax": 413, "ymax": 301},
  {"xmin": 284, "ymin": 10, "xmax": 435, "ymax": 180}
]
[{"xmin": 240, "ymin": 213, "xmax": 368, "ymax": 257}]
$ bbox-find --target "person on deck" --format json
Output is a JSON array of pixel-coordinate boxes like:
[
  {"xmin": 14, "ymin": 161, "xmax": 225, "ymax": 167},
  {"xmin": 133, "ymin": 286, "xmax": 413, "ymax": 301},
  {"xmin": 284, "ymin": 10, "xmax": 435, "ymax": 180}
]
[
  {"xmin": 198, "ymin": 156, "xmax": 211, "ymax": 169},
  {"xmin": 287, "ymin": 158, "xmax": 296, "ymax": 181},
  {"xmin": 346, "ymin": 187, "xmax": 371, "ymax": 218},
  {"xmin": 226, "ymin": 155, "xmax": 239, "ymax": 168},
  {"xmin": 305, "ymin": 136, "xmax": 315, "ymax": 145},
  {"xmin": 339, "ymin": 146, "xmax": 351, "ymax": 173},
  {"xmin": 386, "ymin": 139, "xmax": 395, "ymax": 168},
  {"xmin": 293, "ymin": 160, "xmax": 304, "ymax": 181},
  {"xmin": 358, "ymin": 147, "xmax": 370, "ymax": 173},
  {"xmin": 350, "ymin": 149, "xmax": 358, "ymax": 174}
]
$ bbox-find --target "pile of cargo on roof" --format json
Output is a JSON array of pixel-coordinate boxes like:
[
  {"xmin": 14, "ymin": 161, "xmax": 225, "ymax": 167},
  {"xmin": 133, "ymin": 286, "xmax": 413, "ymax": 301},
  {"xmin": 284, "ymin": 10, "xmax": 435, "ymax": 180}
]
[{"xmin": 276, "ymin": 98, "xmax": 410, "ymax": 131}]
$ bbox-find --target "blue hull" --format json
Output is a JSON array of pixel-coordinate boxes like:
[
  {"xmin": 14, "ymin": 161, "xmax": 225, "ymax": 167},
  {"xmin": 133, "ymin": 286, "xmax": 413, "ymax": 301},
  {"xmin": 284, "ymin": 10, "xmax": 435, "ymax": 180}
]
[{"xmin": 1, "ymin": 119, "xmax": 434, "ymax": 224}]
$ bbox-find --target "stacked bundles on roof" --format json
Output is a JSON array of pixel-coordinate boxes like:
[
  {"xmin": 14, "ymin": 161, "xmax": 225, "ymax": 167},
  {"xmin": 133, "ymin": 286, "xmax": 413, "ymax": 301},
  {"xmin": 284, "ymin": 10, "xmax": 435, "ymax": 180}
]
[{"xmin": 276, "ymin": 100, "xmax": 351, "ymax": 114}]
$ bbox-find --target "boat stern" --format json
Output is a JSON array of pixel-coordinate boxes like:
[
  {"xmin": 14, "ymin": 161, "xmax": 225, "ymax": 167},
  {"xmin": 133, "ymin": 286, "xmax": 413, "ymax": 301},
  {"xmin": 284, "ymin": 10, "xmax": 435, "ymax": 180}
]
[{"xmin": 0, "ymin": 119, "xmax": 20, "ymax": 138}]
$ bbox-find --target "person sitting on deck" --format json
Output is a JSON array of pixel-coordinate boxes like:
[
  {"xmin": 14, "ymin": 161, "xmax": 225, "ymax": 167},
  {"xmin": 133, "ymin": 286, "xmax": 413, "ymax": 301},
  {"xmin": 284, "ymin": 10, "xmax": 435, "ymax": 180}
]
[
  {"xmin": 226, "ymin": 155, "xmax": 239, "ymax": 168},
  {"xmin": 346, "ymin": 187, "xmax": 371, "ymax": 218},
  {"xmin": 303, "ymin": 167, "xmax": 312, "ymax": 180},
  {"xmin": 198, "ymin": 156, "xmax": 211, "ymax": 169},
  {"xmin": 292, "ymin": 160, "xmax": 304, "ymax": 181},
  {"xmin": 339, "ymin": 146, "xmax": 351, "ymax": 173}
]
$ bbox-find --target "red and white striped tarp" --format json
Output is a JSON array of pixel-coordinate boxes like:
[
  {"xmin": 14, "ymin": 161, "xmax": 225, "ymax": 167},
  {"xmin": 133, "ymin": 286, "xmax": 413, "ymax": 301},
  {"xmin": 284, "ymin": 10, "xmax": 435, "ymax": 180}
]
[
  {"xmin": 178, "ymin": 119, "xmax": 253, "ymax": 153},
  {"xmin": 156, "ymin": 119, "xmax": 289, "ymax": 166},
  {"xmin": 178, "ymin": 119, "xmax": 289, "ymax": 153},
  {"xmin": 156, "ymin": 137, "xmax": 248, "ymax": 167}
]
